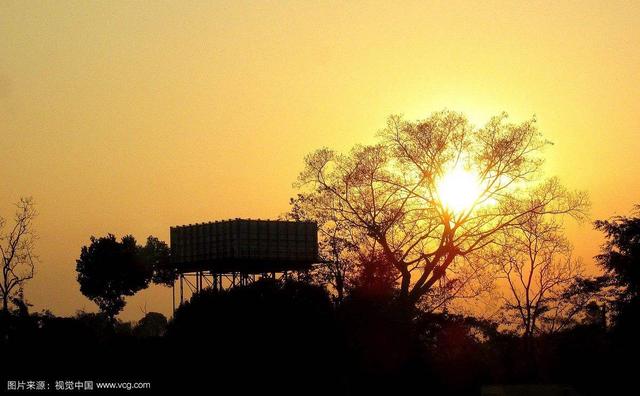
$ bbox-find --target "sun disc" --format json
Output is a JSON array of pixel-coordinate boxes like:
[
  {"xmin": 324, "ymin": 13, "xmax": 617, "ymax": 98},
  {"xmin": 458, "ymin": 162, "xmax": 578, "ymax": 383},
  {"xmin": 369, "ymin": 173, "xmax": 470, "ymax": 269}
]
[{"xmin": 435, "ymin": 164, "xmax": 482, "ymax": 214}]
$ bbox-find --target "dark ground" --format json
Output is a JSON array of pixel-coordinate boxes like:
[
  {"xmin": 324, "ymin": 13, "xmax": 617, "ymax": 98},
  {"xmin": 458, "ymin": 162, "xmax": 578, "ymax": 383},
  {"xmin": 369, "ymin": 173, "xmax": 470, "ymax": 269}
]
[{"xmin": 2, "ymin": 279, "xmax": 638, "ymax": 395}]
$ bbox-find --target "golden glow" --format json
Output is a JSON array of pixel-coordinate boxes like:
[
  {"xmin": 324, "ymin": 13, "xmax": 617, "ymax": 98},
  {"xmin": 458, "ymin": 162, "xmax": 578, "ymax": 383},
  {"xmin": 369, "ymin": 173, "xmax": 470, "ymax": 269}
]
[
  {"xmin": 436, "ymin": 163, "xmax": 483, "ymax": 215},
  {"xmin": 0, "ymin": 1, "xmax": 638, "ymax": 319}
]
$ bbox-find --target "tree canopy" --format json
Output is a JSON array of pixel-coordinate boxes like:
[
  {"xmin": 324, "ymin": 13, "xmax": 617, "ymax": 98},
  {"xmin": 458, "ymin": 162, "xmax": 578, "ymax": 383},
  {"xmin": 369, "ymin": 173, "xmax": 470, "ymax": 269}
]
[
  {"xmin": 76, "ymin": 234, "xmax": 152, "ymax": 320},
  {"xmin": 595, "ymin": 206, "xmax": 640, "ymax": 297},
  {"xmin": 296, "ymin": 111, "xmax": 588, "ymax": 309},
  {"xmin": 595, "ymin": 206, "xmax": 640, "ymax": 333}
]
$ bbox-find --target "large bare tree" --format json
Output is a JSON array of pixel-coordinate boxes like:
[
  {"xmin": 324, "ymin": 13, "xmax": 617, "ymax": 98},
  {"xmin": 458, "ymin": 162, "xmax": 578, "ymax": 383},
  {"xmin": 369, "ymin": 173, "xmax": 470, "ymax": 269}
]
[
  {"xmin": 0, "ymin": 197, "xmax": 37, "ymax": 314},
  {"xmin": 296, "ymin": 111, "xmax": 587, "ymax": 309}
]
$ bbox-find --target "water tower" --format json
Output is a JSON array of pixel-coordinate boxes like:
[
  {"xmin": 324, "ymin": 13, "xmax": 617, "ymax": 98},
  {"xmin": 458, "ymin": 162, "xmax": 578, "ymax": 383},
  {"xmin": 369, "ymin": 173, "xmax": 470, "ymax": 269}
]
[{"xmin": 170, "ymin": 219, "xmax": 319, "ymax": 311}]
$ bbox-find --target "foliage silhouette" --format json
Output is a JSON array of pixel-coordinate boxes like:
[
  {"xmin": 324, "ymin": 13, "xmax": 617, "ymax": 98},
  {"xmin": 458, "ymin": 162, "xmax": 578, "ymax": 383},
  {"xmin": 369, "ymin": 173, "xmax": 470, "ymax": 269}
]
[
  {"xmin": 287, "ymin": 193, "xmax": 360, "ymax": 303},
  {"xmin": 349, "ymin": 249, "xmax": 399, "ymax": 300},
  {"xmin": 142, "ymin": 236, "xmax": 175, "ymax": 287},
  {"xmin": 594, "ymin": 205, "xmax": 640, "ymax": 346},
  {"xmin": 76, "ymin": 234, "xmax": 173, "ymax": 321},
  {"xmin": 490, "ymin": 212, "xmax": 585, "ymax": 338},
  {"xmin": 76, "ymin": 234, "xmax": 153, "ymax": 321},
  {"xmin": 167, "ymin": 278, "xmax": 337, "ymax": 393},
  {"xmin": 0, "ymin": 197, "xmax": 37, "ymax": 315},
  {"xmin": 1, "ymin": 277, "xmax": 636, "ymax": 395},
  {"xmin": 133, "ymin": 311, "xmax": 167, "ymax": 338},
  {"xmin": 595, "ymin": 206, "xmax": 640, "ymax": 299},
  {"xmin": 296, "ymin": 111, "xmax": 588, "ymax": 310}
]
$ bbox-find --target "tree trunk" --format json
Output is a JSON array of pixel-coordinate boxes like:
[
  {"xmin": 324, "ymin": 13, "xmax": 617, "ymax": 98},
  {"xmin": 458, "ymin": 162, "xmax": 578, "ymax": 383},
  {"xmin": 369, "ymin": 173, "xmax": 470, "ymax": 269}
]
[
  {"xmin": 335, "ymin": 272, "xmax": 344, "ymax": 303},
  {"xmin": 523, "ymin": 332, "xmax": 539, "ymax": 381},
  {"xmin": 0, "ymin": 294, "xmax": 9, "ymax": 342},
  {"xmin": 1, "ymin": 293, "xmax": 8, "ymax": 314}
]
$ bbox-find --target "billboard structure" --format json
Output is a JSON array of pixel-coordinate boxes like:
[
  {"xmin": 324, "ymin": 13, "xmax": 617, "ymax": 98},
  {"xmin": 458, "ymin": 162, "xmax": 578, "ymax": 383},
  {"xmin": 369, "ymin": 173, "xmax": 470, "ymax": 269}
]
[{"xmin": 170, "ymin": 219, "xmax": 319, "ymax": 310}]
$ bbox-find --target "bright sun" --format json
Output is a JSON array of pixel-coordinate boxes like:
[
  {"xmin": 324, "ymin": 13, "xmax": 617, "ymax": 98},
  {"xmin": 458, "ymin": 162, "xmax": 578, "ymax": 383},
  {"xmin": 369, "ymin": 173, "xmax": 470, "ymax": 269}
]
[{"xmin": 435, "ymin": 163, "xmax": 483, "ymax": 215}]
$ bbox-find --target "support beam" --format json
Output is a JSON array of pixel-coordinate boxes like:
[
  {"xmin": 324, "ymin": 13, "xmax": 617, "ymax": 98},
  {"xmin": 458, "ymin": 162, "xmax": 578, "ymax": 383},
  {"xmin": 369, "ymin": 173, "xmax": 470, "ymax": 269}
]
[
  {"xmin": 173, "ymin": 268, "xmax": 311, "ymax": 308},
  {"xmin": 180, "ymin": 274, "xmax": 184, "ymax": 305}
]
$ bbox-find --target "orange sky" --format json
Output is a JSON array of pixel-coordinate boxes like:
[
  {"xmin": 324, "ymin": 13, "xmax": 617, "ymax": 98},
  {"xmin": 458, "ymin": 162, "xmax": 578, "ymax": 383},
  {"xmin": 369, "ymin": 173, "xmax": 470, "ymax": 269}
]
[{"xmin": 1, "ymin": 1, "xmax": 638, "ymax": 321}]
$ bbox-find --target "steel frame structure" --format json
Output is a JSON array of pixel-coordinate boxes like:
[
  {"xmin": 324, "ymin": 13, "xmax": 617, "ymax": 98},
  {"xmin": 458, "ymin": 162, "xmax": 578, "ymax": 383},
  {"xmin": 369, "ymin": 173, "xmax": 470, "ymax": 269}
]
[{"xmin": 171, "ymin": 270, "xmax": 295, "ymax": 314}]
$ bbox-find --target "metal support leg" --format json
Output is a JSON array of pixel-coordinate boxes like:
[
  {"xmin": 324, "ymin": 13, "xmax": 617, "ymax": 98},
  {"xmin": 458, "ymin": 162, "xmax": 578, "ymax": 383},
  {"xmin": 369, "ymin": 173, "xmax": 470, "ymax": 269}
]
[{"xmin": 180, "ymin": 274, "xmax": 184, "ymax": 305}]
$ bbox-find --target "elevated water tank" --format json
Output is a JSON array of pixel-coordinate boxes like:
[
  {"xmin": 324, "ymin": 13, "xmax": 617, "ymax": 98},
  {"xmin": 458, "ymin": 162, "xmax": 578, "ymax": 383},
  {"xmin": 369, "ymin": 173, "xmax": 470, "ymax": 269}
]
[{"xmin": 170, "ymin": 219, "xmax": 319, "ymax": 273}]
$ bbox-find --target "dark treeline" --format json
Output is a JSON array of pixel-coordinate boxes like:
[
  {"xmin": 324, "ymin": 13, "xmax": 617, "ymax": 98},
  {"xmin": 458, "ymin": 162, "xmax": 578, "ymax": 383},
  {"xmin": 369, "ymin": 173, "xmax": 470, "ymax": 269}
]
[
  {"xmin": 2, "ymin": 202, "xmax": 639, "ymax": 395},
  {"xmin": 0, "ymin": 274, "xmax": 633, "ymax": 395}
]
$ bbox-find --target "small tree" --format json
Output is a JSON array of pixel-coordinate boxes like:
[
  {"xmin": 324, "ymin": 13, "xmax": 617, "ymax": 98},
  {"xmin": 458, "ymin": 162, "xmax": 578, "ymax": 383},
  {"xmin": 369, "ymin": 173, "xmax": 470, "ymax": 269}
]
[
  {"xmin": 134, "ymin": 312, "xmax": 168, "ymax": 338},
  {"xmin": 1, "ymin": 197, "xmax": 37, "ymax": 315},
  {"xmin": 76, "ymin": 234, "xmax": 152, "ymax": 322},
  {"xmin": 594, "ymin": 205, "xmax": 640, "ymax": 330},
  {"xmin": 492, "ymin": 213, "xmax": 584, "ymax": 337}
]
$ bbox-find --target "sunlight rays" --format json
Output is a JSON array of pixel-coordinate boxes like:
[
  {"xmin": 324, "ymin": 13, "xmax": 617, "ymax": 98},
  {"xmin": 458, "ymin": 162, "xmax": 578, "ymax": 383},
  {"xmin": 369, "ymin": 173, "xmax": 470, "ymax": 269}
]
[{"xmin": 435, "ymin": 162, "xmax": 484, "ymax": 216}]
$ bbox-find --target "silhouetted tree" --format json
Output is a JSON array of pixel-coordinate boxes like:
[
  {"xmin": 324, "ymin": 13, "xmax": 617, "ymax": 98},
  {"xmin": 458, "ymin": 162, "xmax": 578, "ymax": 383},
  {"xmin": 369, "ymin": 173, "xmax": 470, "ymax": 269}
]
[
  {"xmin": 167, "ymin": 279, "xmax": 336, "ymax": 392},
  {"xmin": 169, "ymin": 279, "xmax": 333, "ymax": 344},
  {"xmin": 134, "ymin": 312, "xmax": 167, "ymax": 338},
  {"xmin": 1, "ymin": 197, "xmax": 37, "ymax": 315},
  {"xmin": 297, "ymin": 111, "xmax": 588, "ymax": 310},
  {"xmin": 595, "ymin": 205, "xmax": 640, "ymax": 331},
  {"xmin": 142, "ymin": 236, "xmax": 174, "ymax": 287},
  {"xmin": 287, "ymin": 193, "xmax": 359, "ymax": 302},
  {"xmin": 491, "ymin": 213, "xmax": 584, "ymax": 337},
  {"xmin": 9, "ymin": 288, "xmax": 32, "ymax": 317},
  {"xmin": 76, "ymin": 234, "xmax": 152, "ymax": 322},
  {"xmin": 350, "ymin": 249, "xmax": 399, "ymax": 299},
  {"xmin": 560, "ymin": 275, "xmax": 613, "ymax": 327},
  {"xmin": 582, "ymin": 301, "xmax": 607, "ymax": 327},
  {"xmin": 415, "ymin": 311, "xmax": 499, "ymax": 393}
]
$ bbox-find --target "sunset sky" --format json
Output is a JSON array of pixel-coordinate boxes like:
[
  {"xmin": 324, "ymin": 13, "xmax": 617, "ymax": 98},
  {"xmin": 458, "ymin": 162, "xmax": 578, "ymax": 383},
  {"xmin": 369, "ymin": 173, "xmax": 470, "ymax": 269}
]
[{"xmin": 1, "ymin": 1, "xmax": 639, "ymax": 321}]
